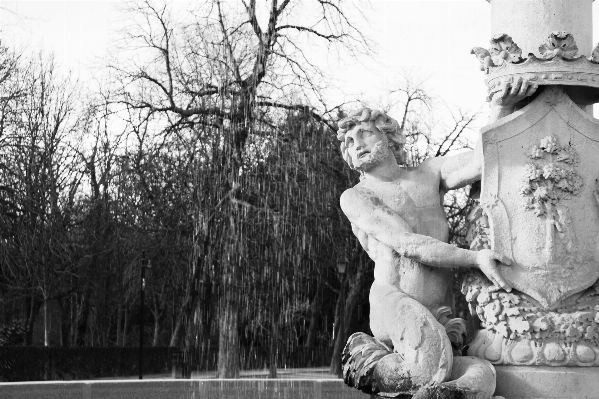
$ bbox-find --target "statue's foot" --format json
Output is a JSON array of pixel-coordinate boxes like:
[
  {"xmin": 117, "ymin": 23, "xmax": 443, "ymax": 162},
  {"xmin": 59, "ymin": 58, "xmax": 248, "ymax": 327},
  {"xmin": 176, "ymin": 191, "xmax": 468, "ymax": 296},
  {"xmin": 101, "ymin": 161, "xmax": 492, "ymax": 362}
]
[
  {"xmin": 372, "ymin": 353, "xmax": 423, "ymax": 396},
  {"xmin": 343, "ymin": 334, "xmax": 499, "ymax": 399},
  {"xmin": 342, "ymin": 332, "xmax": 393, "ymax": 393},
  {"xmin": 440, "ymin": 356, "xmax": 497, "ymax": 399}
]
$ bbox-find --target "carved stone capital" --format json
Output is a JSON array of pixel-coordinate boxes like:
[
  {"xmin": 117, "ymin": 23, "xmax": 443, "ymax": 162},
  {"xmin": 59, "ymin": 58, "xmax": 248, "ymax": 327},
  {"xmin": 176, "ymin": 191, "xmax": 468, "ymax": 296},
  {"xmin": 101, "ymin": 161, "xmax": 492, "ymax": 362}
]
[{"xmin": 472, "ymin": 32, "xmax": 599, "ymax": 104}]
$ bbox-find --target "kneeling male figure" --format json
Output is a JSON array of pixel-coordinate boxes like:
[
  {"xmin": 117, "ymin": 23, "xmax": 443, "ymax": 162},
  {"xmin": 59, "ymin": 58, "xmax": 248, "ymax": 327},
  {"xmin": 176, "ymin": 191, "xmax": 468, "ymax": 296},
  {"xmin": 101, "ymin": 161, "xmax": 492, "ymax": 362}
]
[{"xmin": 337, "ymin": 77, "xmax": 536, "ymax": 399}]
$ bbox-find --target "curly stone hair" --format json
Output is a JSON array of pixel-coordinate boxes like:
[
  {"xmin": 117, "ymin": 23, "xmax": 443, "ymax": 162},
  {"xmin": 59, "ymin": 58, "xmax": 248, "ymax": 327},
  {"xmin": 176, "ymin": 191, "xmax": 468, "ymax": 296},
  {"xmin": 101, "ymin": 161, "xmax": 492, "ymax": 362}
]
[{"xmin": 337, "ymin": 108, "xmax": 406, "ymax": 169}]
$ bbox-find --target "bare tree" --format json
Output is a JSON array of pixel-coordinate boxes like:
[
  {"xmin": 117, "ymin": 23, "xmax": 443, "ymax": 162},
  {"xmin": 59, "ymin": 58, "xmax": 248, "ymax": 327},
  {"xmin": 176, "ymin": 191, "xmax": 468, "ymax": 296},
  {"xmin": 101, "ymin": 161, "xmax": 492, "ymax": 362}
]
[
  {"xmin": 107, "ymin": 0, "xmax": 369, "ymax": 377},
  {"xmin": 0, "ymin": 53, "xmax": 83, "ymax": 346}
]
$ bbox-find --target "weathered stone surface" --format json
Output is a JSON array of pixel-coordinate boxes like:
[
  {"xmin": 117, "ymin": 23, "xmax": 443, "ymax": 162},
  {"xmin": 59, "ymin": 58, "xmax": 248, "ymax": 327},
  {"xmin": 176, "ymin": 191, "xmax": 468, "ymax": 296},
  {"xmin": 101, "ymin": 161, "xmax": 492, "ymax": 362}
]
[
  {"xmin": 468, "ymin": 329, "xmax": 599, "ymax": 367},
  {"xmin": 487, "ymin": 0, "xmax": 593, "ymax": 61},
  {"xmin": 472, "ymin": 30, "xmax": 599, "ymax": 107},
  {"xmin": 461, "ymin": 86, "xmax": 599, "ymax": 366},
  {"xmin": 478, "ymin": 86, "xmax": 599, "ymax": 308},
  {"xmin": 494, "ymin": 366, "xmax": 599, "ymax": 398},
  {"xmin": 462, "ymin": 268, "xmax": 599, "ymax": 366}
]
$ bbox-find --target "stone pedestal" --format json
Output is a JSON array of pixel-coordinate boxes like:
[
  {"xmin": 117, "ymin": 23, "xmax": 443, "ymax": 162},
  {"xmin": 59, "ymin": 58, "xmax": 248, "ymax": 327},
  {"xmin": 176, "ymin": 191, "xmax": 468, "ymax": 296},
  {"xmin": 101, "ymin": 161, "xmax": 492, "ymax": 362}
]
[{"xmin": 494, "ymin": 366, "xmax": 599, "ymax": 399}]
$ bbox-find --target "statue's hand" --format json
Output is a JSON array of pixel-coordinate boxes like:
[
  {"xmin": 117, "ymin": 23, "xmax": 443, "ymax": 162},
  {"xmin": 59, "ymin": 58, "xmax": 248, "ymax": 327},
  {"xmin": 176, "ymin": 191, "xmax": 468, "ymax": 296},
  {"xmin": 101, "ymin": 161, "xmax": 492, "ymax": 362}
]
[
  {"xmin": 490, "ymin": 76, "xmax": 538, "ymax": 110},
  {"xmin": 475, "ymin": 249, "xmax": 512, "ymax": 292}
]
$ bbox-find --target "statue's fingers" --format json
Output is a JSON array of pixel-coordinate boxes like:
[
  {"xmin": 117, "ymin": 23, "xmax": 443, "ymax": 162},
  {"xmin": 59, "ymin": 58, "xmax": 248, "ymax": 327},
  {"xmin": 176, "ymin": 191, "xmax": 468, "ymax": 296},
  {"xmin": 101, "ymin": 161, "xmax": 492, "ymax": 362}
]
[
  {"xmin": 525, "ymin": 83, "xmax": 538, "ymax": 98},
  {"xmin": 493, "ymin": 273, "xmax": 512, "ymax": 292},
  {"xmin": 494, "ymin": 252, "xmax": 512, "ymax": 266},
  {"xmin": 498, "ymin": 82, "xmax": 510, "ymax": 99},
  {"xmin": 510, "ymin": 77, "xmax": 523, "ymax": 96},
  {"xmin": 518, "ymin": 79, "xmax": 529, "ymax": 96},
  {"xmin": 483, "ymin": 268, "xmax": 500, "ymax": 290}
]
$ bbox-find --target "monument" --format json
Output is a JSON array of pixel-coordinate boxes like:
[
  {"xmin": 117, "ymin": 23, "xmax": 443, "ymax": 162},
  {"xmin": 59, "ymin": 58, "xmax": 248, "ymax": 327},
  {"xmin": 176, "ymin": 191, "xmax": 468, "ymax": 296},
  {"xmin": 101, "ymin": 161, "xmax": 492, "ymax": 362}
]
[
  {"xmin": 338, "ymin": 0, "xmax": 599, "ymax": 398},
  {"xmin": 462, "ymin": 1, "xmax": 599, "ymax": 396}
]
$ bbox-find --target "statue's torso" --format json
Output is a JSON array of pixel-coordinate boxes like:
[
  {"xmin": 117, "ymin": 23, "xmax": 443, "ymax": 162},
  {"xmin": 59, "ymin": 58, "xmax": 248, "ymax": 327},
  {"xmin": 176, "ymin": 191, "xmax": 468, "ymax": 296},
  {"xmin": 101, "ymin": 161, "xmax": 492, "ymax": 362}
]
[{"xmin": 356, "ymin": 163, "xmax": 452, "ymax": 309}]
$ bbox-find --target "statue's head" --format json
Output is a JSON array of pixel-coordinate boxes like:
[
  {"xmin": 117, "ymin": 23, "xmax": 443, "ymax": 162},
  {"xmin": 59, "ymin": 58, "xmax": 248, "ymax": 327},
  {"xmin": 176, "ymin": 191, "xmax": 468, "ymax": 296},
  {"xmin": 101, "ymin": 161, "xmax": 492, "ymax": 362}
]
[{"xmin": 337, "ymin": 108, "xmax": 406, "ymax": 170}]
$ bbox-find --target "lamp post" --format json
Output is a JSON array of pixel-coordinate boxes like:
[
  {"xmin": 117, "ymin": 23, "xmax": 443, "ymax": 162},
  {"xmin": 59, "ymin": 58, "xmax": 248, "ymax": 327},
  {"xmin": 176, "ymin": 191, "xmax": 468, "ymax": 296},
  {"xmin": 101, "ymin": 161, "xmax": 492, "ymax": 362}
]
[
  {"xmin": 336, "ymin": 254, "xmax": 348, "ymax": 378},
  {"xmin": 139, "ymin": 252, "xmax": 150, "ymax": 380}
]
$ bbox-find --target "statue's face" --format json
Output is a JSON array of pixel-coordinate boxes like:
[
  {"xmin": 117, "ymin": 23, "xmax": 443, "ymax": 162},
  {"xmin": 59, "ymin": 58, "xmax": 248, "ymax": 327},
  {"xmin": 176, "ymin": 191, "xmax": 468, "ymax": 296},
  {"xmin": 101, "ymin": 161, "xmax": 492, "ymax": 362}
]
[{"xmin": 344, "ymin": 122, "xmax": 389, "ymax": 171}]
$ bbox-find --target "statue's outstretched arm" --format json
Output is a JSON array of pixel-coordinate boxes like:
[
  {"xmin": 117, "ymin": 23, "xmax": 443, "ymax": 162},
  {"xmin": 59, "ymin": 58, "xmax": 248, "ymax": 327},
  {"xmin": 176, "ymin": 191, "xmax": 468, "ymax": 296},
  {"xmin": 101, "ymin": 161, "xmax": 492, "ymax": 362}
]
[
  {"xmin": 440, "ymin": 78, "xmax": 538, "ymax": 191},
  {"xmin": 340, "ymin": 187, "xmax": 513, "ymax": 291},
  {"xmin": 439, "ymin": 145, "xmax": 480, "ymax": 191}
]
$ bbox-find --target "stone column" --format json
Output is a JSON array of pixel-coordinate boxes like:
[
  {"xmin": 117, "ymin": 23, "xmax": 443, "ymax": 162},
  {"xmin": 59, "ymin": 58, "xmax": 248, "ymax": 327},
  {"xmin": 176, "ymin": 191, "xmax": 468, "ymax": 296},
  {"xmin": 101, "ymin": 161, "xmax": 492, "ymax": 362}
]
[
  {"xmin": 487, "ymin": 0, "xmax": 593, "ymax": 57},
  {"xmin": 463, "ymin": 2, "xmax": 599, "ymax": 398}
]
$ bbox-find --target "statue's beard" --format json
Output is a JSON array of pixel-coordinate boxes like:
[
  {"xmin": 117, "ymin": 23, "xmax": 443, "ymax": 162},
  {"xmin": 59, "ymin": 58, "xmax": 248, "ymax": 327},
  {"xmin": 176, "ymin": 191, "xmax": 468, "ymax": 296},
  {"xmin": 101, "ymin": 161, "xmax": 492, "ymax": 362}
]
[{"xmin": 354, "ymin": 140, "xmax": 389, "ymax": 171}]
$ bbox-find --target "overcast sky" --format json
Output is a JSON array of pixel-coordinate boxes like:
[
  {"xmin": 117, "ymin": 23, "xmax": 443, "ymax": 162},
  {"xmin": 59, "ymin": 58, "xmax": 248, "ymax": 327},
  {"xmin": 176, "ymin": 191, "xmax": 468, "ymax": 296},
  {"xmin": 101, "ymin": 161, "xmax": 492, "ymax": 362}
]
[{"xmin": 1, "ymin": 0, "xmax": 599, "ymax": 127}]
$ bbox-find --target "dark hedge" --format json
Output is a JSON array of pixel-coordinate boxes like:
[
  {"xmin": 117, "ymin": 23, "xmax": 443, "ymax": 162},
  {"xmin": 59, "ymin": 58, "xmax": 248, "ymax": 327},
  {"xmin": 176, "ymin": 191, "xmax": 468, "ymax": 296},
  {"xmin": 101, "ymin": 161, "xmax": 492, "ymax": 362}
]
[
  {"xmin": 0, "ymin": 347, "xmax": 171, "ymax": 382},
  {"xmin": 0, "ymin": 346, "xmax": 332, "ymax": 381}
]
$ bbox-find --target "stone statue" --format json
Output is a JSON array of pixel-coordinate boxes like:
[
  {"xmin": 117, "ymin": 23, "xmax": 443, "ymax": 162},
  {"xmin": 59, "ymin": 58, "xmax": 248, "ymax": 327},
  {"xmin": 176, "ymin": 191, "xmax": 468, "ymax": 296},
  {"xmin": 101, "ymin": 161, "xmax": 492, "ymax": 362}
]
[{"xmin": 338, "ymin": 79, "xmax": 536, "ymax": 398}]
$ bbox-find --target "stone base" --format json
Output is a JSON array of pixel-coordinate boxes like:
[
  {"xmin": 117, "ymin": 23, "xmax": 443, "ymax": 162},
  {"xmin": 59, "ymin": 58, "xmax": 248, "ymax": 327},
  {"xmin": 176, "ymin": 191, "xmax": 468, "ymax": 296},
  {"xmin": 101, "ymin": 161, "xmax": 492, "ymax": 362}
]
[
  {"xmin": 495, "ymin": 366, "xmax": 599, "ymax": 399},
  {"xmin": 2, "ymin": 372, "xmax": 597, "ymax": 399},
  {"xmin": 467, "ymin": 329, "xmax": 599, "ymax": 366},
  {"xmin": 0, "ymin": 379, "xmax": 366, "ymax": 399}
]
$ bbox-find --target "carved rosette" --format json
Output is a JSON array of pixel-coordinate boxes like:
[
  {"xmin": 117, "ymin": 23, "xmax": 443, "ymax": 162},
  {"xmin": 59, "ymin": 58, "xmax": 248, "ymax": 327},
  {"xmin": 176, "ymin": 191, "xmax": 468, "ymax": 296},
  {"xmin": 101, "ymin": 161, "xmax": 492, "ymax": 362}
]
[
  {"xmin": 539, "ymin": 32, "xmax": 579, "ymax": 60},
  {"xmin": 471, "ymin": 32, "xmax": 599, "ymax": 101},
  {"xmin": 490, "ymin": 33, "xmax": 523, "ymax": 65}
]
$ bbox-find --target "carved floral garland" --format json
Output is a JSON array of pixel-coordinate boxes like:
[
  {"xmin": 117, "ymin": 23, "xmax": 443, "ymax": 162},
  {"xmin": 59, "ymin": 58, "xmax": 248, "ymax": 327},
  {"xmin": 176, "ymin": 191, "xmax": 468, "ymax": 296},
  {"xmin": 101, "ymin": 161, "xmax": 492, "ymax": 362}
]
[
  {"xmin": 462, "ymin": 271, "xmax": 599, "ymax": 345},
  {"xmin": 461, "ymin": 136, "xmax": 594, "ymax": 342},
  {"xmin": 519, "ymin": 135, "xmax": 583, "ymax": 238},
  {"xmin": 464, "ymin": 138, "xmax": 596, "ymax": 346}
]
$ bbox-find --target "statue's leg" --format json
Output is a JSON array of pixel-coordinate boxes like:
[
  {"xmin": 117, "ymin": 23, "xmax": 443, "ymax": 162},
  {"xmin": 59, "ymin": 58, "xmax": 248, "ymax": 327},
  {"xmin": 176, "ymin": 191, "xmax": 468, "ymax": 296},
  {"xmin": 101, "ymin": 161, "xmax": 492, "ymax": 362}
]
[
  {"xmin": 369, "ymin": 282, "xmax": 453, "ymax": 389},
  {"xmin": 440, "ymin": 356, "xmax": 498, "ymax": 399}
]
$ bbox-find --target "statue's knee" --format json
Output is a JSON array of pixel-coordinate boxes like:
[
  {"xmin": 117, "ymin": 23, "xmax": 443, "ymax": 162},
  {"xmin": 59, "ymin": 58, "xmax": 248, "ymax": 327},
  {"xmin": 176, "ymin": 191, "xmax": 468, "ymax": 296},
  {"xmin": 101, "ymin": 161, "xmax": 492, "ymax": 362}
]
[
  {"xmin": 389, "ymin": 296, "xmax": 448, "ymax": 347},
  {"xmin": 386, "ymin": 298, "xmax": 453, "ymax": 385}
]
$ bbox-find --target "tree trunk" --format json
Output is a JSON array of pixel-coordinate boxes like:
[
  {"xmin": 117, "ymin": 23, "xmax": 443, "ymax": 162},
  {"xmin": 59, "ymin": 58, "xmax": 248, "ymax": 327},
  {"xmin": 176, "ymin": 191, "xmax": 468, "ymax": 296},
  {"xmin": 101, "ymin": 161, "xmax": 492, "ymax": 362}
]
[
  {"xmin": 116, "ymin": 303, "xmax": 122, "ymax": 346},
  {"xmin": 25, "ymin": 294, "xmax": 41, "ymax": 346},
  {"xmin": 329, "ymin": 256, "xmax": 369, "ymax": 375},
  {"xmin": 329, "ymin": 283, "xmax": 344, "ymax": 376},
  {"xmin": 169, "ymin": 309, "xmax": 183, "ymax": 347},
  {"xmin": 305, "ymin": 282, "xmax": 321, "ymax": 350},
  {"xmin": 152, "ymin": 310, "xmax": 160, "ymax": 347},
  {"xmin": 122, "ymin": 307, "xmax": 129, "ymax": 347},
  {"xmin": 59, "ymin": 298, "xmax": 69, "ymax": 347},
  {"xmin": 70, "ymin": 294, "xmax": 76, "ymax": 346},
  {"xmin": 268, "ymin": 297, "xmax": 278, "ymax": 378},
  {"xmin": 342, "ymin": 260, "xmax": 368, "ymax": 339},
  {"xmin": 216, "ymin": 287, "xmax": 239, "ymax": 378},
  {"xmin": 43, "ymin": 293, "xmax": 49, "ymax": 346},
  {"xmin": 76, "ymin": 289, "xmax": 91, "ymax": 346}
]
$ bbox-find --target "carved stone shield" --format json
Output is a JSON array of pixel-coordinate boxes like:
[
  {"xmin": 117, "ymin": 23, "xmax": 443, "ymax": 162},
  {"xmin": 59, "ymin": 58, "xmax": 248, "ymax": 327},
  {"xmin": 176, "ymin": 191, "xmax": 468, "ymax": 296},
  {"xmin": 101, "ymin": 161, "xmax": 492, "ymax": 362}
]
[{"xmin": 481, "ymin": 86, "xmax": 599, "ymax": 308}]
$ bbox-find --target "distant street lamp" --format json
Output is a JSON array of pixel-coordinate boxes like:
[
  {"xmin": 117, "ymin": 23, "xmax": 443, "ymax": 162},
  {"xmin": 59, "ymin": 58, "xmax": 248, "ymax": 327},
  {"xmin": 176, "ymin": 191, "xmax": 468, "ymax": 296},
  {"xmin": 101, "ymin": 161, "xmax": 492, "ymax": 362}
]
[
  {"xmin": 139, "ymin": 252, "xmax": 150, "ymax": 380},
  {"xmin": 336, "ymin": 254, "xmax": 348, "ymax": 378}
]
